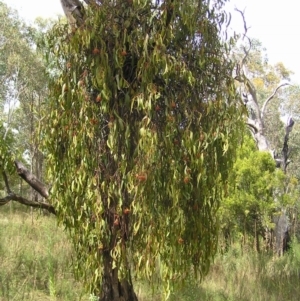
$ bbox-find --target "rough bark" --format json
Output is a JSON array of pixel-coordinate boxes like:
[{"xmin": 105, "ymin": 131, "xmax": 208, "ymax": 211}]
[
  {"xmin": 99, "ymin": 251, "xmax": 138, "ymax": 301},
  {"xmin": 96, "ymin": 160, "xmax": 138, "ymax": 301},
  {"xmin": 273, "ymin": 213, "xmax": 291, "ymax": 255}
]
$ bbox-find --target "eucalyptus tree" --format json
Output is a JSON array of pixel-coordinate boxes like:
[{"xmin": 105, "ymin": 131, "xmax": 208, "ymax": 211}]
[
  {"xmin": 42, "ymin": 0, "xmax": 244, "ymax": 299},
  {"xmin": 233, "ymin": 29, "xmax": 298, "ymax": 254},
  {"xmin": 2, "ymin": 0, "xmax": 245, "ymax": 300},
  {"xmin": 0, "ymin": 2, "xmax": 49, "ymax": 203}
]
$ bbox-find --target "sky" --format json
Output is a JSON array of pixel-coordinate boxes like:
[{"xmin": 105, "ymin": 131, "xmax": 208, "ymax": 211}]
[
  {"xmin": 226, "ymin": 0, "xmax": 300, "ymax": 83},
  {"xmin": 3, "ymin": 0, "xmax": 300, "ymax": 84}
]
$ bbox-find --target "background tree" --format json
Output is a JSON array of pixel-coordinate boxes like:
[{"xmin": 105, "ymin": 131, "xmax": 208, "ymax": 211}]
[
  {"xmin": 40, "ymin": 0, "xmax": 244, "ymax": 300},
  {"xmin": 218, "ymin": 135, "xmax": 298, "ymax": 252},
  {"xmin": 233, "ymin": 22, "xmax": 299, "ymax": 253},
  {"xmin": 0, "ymin": 2, "xmax": 52, "ymax": 212}
]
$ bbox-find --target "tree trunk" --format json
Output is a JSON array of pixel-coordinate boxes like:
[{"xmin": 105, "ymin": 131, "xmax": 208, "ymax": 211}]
[
  {"xmin": 99, "ymin": 251, "xmax": 138, "ymax": 301},
  {"xmin": 274, "ymin": 213, "xmax": 291, "ymax": 256}
]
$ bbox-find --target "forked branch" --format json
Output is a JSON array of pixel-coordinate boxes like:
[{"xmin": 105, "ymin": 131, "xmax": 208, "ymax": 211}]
[
  {"xmin": 0, "ymin": 168, "xmax": 55, "ymax": 215},
  {"xmin": 261, "ymin": 83, "xmax": 290, "ymax": 119},
  {"xmin": 234, "ymin": 8, "xmax": 250, "ymax": 39},
  {"xmin": 0, "ymin": 193, "xmax": 56, "ymax": 215}
]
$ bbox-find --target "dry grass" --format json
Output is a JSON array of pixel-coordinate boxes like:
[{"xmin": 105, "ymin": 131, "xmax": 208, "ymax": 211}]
[
  {"xmin": 0, "ymin": 206, "xmax": 88, "ymax": 301},
  {"xmin": 1, "ymin": 206, "xmax": 300, "ymax": 301},
  {"xmin": 168, "ymin": 243, "xmax": 300, "ymax": 301}
]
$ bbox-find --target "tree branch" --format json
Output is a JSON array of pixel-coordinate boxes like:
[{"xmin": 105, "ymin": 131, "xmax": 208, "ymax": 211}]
[
  {"xmin": 246, "ymin": 119, "xmax": 258, "ymax": 133},
  {"xmin": 0, "ymin": 193, "xmax": 56, "ymax": 215},
  {"xmin": 14, "ymin": 160, "xmax": 49, "ymax": 199},
  {"xmin": 261, "ymin": 83, "xmax": 290, "ymax": 120},
  {"xmin": 234, "ymin": 8, "xmax": 251, "ymax": 40},
  {"xmin": 2, "ymin": 171, "xmax": 12, "ymax": 194},
  {"xmin": 233, "ymin": 7, "xmax": 252, "ymax": 78},
  {"xmin": 0, "ymin": 163, "xmax": 55, "ymax": 215}
]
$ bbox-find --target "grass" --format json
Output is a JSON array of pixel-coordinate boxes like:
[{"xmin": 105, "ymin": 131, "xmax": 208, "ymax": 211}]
[
  {"xmin": 1, "ymin": 206, "xmax": 300, "ymax": 301},
  {"xmin": 0, "ymin": 205, "xmax": 88, "ymax": 301},
  {"xmin": 139, "ymin": 242, "xmax": 300, "ymax": 301},
  {"xmin": 168, "ymin": 242, "xmax": 300, "ymax": 301}
]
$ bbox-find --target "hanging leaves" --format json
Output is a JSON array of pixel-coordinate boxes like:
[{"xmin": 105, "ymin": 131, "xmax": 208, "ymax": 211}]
[{"xmin": 43, "ymin": 0, "xmax": 244, "ymax": 297}]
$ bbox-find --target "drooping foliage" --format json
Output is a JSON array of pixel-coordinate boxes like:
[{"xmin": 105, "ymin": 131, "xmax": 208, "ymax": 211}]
[{"xmin": 43, "ymin": 0, "xmax": 244, "ymax": 296}]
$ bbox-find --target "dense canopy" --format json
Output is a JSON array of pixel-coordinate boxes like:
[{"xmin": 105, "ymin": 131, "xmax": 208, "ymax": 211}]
[{"xmin": 43, "ymin": 0, "xmax": 244, "ymax": 298}]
